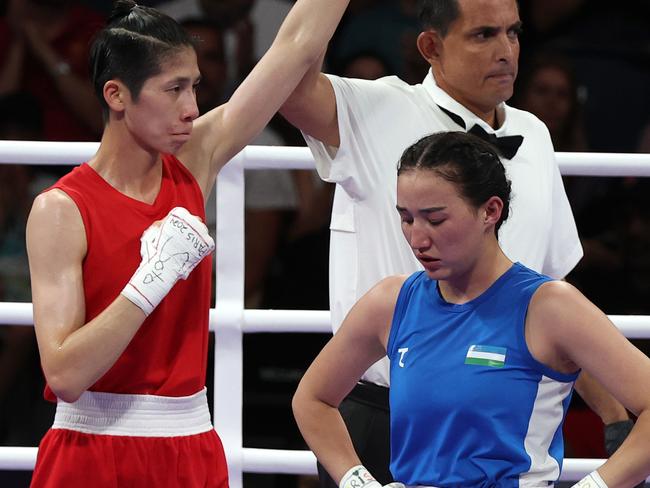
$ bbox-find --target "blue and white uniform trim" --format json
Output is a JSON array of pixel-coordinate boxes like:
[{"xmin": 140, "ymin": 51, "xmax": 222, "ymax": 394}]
[{"xmin": 387, "ymin": 263, "xmax": 578, "ymax": 487}]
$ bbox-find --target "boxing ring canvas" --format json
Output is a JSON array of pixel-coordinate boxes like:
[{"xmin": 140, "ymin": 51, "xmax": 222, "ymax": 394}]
[{"xmin": 1, "ymin": 141, "xmax": 650, "ymax": 487}]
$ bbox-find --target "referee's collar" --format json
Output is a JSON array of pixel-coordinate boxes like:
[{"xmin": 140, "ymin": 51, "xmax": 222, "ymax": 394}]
[{"xmin": 421, "ymin": 69, "xmax": 510, "ymax": 135}]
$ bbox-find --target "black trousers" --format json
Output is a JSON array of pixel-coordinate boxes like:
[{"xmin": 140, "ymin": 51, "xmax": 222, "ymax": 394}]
[{"xmin": 317, "ymin": 381, "xmax": 393, "ymax": 487}]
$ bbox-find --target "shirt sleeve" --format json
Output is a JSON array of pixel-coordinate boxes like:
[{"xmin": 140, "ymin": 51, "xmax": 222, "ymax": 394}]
[{"xmin": 302, "ymin": 74, "xmax": 397, "ymax": 201}]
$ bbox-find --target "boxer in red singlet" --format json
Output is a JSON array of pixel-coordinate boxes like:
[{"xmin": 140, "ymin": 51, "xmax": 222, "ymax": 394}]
[{"xmin": 26, "ymin": 0, "xmax": 349, "ymax": 485}]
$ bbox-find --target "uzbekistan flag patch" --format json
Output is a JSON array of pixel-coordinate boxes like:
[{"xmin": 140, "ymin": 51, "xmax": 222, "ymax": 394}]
[{"xmin": 465, "ymin": 345, "xmax": 506, "ymax": 368}]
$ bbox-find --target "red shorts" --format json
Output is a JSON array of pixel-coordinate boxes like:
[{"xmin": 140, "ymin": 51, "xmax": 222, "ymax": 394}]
[{"xmin": 30, "ymin": 389, "xmax": 229, "ymax": 487}]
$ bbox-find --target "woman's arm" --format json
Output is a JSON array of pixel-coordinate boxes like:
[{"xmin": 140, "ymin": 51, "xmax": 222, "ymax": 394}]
[
  {"xmin": 527, "ymin": 281, "xmax": 650, "ymax": 487},
  {"xmin": 293, "ymin": 275, "xmax": 405, "ymax": 484},
  {"xmin": 27, "ymin": 190, "xmax": 146, "ymax": 402},
  {"xmin": 21, "ymin": 21, "xmax": 103, "ymax": 136},
  {"xmin": 0, "ymin": 35, "xmax": 25, "ymax": 95},
  {"xmin": 28, "ymin": 193, "xmax": 212, "ymax": 403},
  {"xmin": 178, "ymin": 0, "xmax": 349, "ymax": 199}
]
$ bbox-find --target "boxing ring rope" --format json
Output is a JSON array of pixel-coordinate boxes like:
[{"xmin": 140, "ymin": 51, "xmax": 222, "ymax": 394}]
[
  {"xmin": 1, "ymin": 141, "xmax": 650, "ymax": 485},
  {"xmin": 3, "ymin": 302, "xmax": 650, "ymax": 337}
]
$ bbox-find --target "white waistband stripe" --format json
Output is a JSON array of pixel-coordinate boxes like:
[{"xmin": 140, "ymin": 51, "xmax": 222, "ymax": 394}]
[{"xmin": 52, "ymin": 388, "xmax": 213, "ymax": 437}]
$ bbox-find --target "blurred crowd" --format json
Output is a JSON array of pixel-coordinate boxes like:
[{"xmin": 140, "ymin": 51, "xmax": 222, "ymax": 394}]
[{"xmin": 0, "ymin": 0, "xmax": 648, "ymax": 486}]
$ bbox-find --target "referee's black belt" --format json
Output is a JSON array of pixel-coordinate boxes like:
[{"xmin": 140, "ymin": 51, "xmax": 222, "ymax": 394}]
[{"xmin": 348, "ymin": 381, "xmax": 389, "ymax": 412}]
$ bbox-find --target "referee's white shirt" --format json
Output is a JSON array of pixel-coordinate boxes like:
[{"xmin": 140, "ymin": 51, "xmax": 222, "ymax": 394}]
[{"xmin": 303, "ymin": 70, "xmax": 583, "ymax": 386}]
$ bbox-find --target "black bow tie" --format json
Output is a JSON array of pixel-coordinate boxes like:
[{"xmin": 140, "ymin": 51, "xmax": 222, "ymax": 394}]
[{"xmin": 437, "ymin": 105, "xmax": 524, "ymax": 159}]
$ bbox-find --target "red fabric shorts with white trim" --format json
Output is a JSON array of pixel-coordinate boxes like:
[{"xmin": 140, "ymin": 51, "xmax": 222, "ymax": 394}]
[{"xmin": 30, "ymin": 427, "xmax": 229, "ymax": 487}]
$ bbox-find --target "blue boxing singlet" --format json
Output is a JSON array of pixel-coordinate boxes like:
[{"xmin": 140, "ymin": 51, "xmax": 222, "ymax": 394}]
[{"xmin": 387, "ymin": 262, "xmax": 579, "ymax": 487}]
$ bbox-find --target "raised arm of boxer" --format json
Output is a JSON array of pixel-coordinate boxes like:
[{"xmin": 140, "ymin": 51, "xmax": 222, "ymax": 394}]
[
  {"xmin": 27, "ymin": 200, "xmax": 212, "ymax": 403},
  {"xmin": 293, "ymin": 276, "xmax": 405, "ymax": 487},
  {"xmin": 179, "ymin": 0, "xmax": 349, "ymax": 199}
]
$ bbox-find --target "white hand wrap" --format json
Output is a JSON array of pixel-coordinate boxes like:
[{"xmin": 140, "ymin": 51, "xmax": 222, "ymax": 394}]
[
  {"xmin": 571, "ymin": 471, "xmax": 609, "ymax": 488},
  {"xmin": 338, "ymin": 465, "xmax": 405, "ymax": 488},
  {"xmin": 121, "ymin": 207, "xmax": 215, "ymax": 316}
]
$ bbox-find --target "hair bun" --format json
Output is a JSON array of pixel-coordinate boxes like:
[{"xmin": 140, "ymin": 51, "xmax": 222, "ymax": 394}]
[{"xmin": 109, "ymin": 0, "xmax": 138, "ymax": 24}]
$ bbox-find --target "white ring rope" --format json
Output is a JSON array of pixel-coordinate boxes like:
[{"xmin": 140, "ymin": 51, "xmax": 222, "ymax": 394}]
[
  {"xmin": 2, "ymin": 302, "xmax": 650, "ymax": 337},
  {"xmin": 1, "ymin": 445, "xmax": 648, "ymax": 482},
  {"xmin": 2, "ymin": 140, "xmax": 650, "ymax": 174},
  {"xmin": 1, "ymin": 141, "xmax": 649, "ymax": 484},
  {"xmin": 0, "ymin": 445, "xmax": 628, "ymax": 481}
]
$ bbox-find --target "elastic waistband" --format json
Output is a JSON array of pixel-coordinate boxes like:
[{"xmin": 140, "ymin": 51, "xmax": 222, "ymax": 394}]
[
  {"xmin": 52, "ymin": 388, "xmax": 213, "ymax": 437},
  {"xmin": 347, "ymin": 381, "xmax": 389, "ymax": 411}
]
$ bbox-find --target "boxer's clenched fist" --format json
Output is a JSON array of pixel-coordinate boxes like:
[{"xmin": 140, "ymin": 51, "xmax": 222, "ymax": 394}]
[{"xmin": 121, "ymin": 207, "xmax": 214, "ymax": 315}]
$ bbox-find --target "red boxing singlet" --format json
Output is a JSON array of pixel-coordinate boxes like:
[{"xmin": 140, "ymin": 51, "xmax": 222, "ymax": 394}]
[
  {"xmin": 30, "ymin": 155, "xmax": 228, "ymax": 488},
  {"xmin": 44, "ymin": 154, "xmax": 212, "ymax": 399}
]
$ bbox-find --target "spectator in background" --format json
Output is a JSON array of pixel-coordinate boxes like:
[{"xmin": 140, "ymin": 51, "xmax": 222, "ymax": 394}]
[
  {"xmin": 513, "ymin": 51, "xmax": 588, "ymax": 153},
  {"xmin": 518, "ymin": 0, "xmax": 650, "ymax": 154},
  {"xmin": 0, "ymin": 0, "xmax": 104, "ymax": 142},
  {"xmin": 328, "ymin": 0, "xmax": 427, "ymax": 83},
  {"xmin": 511, "ymin": 51, "xmax": 598, "ymax": 217},
  {"xmin": 335, "ymin": 50, "xmax": 391, "ymax": 81},
  {"xmin": 181, "ymin": 19, "xmax": 229, "ymax": 113}
]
